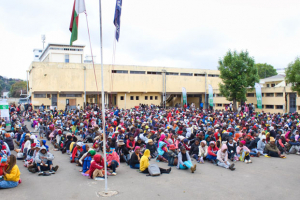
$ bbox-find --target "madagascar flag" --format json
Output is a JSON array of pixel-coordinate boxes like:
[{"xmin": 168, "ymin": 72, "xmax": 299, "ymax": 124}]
[{"xmin": 69, "ymin": 0, "xmax": 86, "ymax": 45}]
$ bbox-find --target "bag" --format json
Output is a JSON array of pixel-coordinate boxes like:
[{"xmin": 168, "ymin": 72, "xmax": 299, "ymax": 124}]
[
  {"xmin": 17, "ymin": 152, "xmax": 24, "ymax": 160},
  {"xmin": 148, "ymin": 164, "xmax": 160, "ymax": 176}
]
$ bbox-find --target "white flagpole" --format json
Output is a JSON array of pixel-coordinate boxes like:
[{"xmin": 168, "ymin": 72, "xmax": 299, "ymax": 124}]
[{"xmin": 99, "ymin": 0, "xmax": 108, "ymax": 193}]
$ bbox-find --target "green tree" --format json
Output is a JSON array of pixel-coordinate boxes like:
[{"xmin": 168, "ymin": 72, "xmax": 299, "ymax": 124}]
[
  {"xmin": 285, "ymin": 57, "xmax": 300, "ymax": 94},
  {"xmin": 218, "ymin": 50, "xmax": 259, "ymax": 111},
  {"xmin": 255, "ymin": 63, "xmax": 277, "ymax": 79},
  {"xmin": 9, "ymin": 81, "xmax": 27, "ymax": 97}
]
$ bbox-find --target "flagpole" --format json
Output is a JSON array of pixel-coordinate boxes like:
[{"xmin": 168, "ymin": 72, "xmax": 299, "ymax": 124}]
[{"xmin": 99, "ymin": 0, "xmax": 108, "ymax": 193}]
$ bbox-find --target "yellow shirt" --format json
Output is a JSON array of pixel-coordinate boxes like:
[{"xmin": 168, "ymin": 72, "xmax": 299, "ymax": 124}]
[
  {"xmin": 4, "ymin": 165, "xmax": 21, "ymax": 182},
  {"xmin": 140, "ymin": 149, "xmax": 150, "ymax": 172}
]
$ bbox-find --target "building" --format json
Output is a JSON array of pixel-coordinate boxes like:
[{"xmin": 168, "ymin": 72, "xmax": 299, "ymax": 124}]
[
  {"xmin": 28, "ymin": 44, "xmax": 299, "ymax": 113},
  {"xmin": 33, "ymin": 49, "xmax": 43, "ymax": 61},
  {"xmin": 39, "ymin": 44, "xmax": 85, "ymax": 63}
]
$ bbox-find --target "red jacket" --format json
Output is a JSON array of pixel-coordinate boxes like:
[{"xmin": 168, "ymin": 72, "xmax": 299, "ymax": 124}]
[
  {"xmin": 89, "ymin": 154, "xmax": 104, "ymax": 178},
  {"xmin": 208, "ymin": 145, "xmax": 219, "ymax": 157},
  {"xmin": 126, "ymin": 139, "xmax": 135, "ymax": 149}
]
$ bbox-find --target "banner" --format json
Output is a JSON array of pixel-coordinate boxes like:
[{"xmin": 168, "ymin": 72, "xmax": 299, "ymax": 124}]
[
  {"xmin": 182, "ymin": 87, "xmax": 187, "ymax": 106},
  {"xmin": 0, "ymin": 103, "xmax": 9, "ymax": 118},
  {"xmin": 208, "ymin": 85, "xmax": 213, "ymax": 107},
  {"xmin": 113, "ymin": 0, "xmax": 122, "ymax": 41},
  {"xmin": 255, "ymin": 83, "xmax": 262, "ymax": 109}
]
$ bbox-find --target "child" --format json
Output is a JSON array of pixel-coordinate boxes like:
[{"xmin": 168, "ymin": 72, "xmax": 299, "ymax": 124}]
[
  {"xmin": 167, "ymin": 144, "xmax": 178, "ymax": 166},
  {"xmin": 236, "ymin": 140, "xmax": 251, "ymax": 163},
  {"xmin": 207, "ymin": 141, "xmax": 219, "ymax": 164},
  {"xmin": 129, "ymin": 146, "xmax": 142, "ymax": 169},
  {"xmin": 145, "ymin": 139, "xmax": 158, "ymax": 158},
  {"xmin": 177, "ymin": 147, "xmax": 196, "ymax": 173},
  {"xmin": 198, "ymin": 140, "xmax": 208, "ymax": 163},
  {"xmin": 288, "ymin": 136, "xmax": 300, "ymax": 155},
  {"xmin": 126, "ymin": 134, "xmax": 135, "ymax": 152},
  {"xmin": 157, "ymin": 142, "xmax": 168, "ymax": 162},
  {"xmin": 226, "ymin": 138, "xmax": 237, "ymax": 161},
  {"xmin": 189, "ymin": 139, "xmax": 200, "ymax": 162},
  {"xmin": 216, "ymin": 144, "xmax": 235, "ymax": 171},
  {"xmin": 116, "ymin": 140, "xmax": 130, "ymax": 164},
  {"xmin": 89, "ymin": 154, "xmax": 104, "ymax": 180}
]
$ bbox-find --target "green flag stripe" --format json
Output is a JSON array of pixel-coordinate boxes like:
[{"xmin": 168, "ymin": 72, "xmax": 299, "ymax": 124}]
[{"xmin": 0, "ymin": 105, "xmax": 9, "ymax": 109}]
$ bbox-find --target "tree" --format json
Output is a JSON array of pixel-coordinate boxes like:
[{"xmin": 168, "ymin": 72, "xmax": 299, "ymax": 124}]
[
  {"xmin": 285, "ymin": 57, "xmax": 300, "ymax": 94},
  {"xmin": 218, "ymin": 50, "xmax": 259, "ymax": 111},
  {"xmin": 255, "ymin": 63, "xmax": 277, "ymax": 79},
  {"xmin": 9, "ymin": 81, "xmax": 27, "ymax": 97}
]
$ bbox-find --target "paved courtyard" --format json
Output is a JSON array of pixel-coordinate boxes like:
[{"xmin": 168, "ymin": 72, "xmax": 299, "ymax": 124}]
[{"xmin": 2, "ymin": 123, "xmax": 300, "ymax": 200}]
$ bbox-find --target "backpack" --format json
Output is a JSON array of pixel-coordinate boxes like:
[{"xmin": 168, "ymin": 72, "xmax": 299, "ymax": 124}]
[{"xmin": 148, "ymin": 164, "xmax": 160, "ymax": 176}]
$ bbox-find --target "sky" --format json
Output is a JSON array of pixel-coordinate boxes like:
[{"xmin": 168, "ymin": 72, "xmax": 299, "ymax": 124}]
[{"xmin": 1, "ymin": 0, "xmax": 300, "ymax": 80}]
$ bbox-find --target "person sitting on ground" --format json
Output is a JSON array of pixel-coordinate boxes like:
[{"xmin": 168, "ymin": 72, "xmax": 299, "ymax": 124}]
[
  {"xmin": 35, "ymin": 146, "xmax": 58, "ymax": 175},
  {"xmin": 287, "ymin": 136, "xmax": 300, "ymax": 155},
  {"xmin": 236, "ymin": 140, "xmax": 252, "ymax": 163},
  {"xmin": 116, "ymin": 140, "xmax": 130, "ymax": 164},
  {"xmin": 0, "ymin": 155, "xmax": 21, "ymax": 189},
  {"xmin": 167, "ymin": 144, "xmax": 178, "ymax": 167},
  {"xmin": 257, "ymin": 135, "xmax": 267, "ymax": 155},
  {"xmin": 4, "ymin": 133, "xmax": 14, "ymax": 151},
  {"xmin": 189, "ymin": 139, "xmax": 200, "ymax": 162},
  {"xmin": 226, "ymin": 138, "xmax": 237, "ymax": 161},
  {"xmin": 140, "ymin": 149, "xmax": 171, "ymax": 174},
  {"xmin": 198, "ymin": 140, "xmax": 208, "ymax": 164},
  {"xmin": 77, "ymin": 144, "xmax": 89, "ymax": 166},
  {"xmin": 81, "ymin": 149, "xmax": 96, "ymax": 174},
  {"xmin": 129, "ymin": 146, "xmax": 142, "ymax": 169},
  {"xmin": 265, "ymin": 137, "xmax": 286, "ymax": 158},
  {"xmin": 207, "ymin": 141, "xmax": 219, "ymax": 164},
  {"xmin": 145, "ymin": 139, "xmax": 158, "ymax": 158},
  {"xmin": 70, "ymin": 142, "xmax": 83, "ymax": 163},
  {"xmin": 89, "ymin": 154, "xmax": 105, "ymax": 180},
  {"xmin": 216, "ymin": 144, "xmax": 235, "ymax": 171},
  {"xmin": 105, "ymin": 145, "xmax": 120, "ymax": 176},
  {"xmin": 126, "ymin": 134, "xmax": 135, "ymax": 152},
  {"xmin": 157, "ymin": 141, "xmax": 169, "ymax": 162},
  {"xmin": 177, "ymin": 147, "xmax": 196, "ymax": 173}
]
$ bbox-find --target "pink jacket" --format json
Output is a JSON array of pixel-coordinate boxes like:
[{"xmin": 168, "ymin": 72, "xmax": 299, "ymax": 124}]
[
  {"xmin": 236, "ymin": 146, "xmax": 250, "ymax": 155},
  {"xmin": 106, "ymin": 151, "xmax": 120, "ymax": 166}
]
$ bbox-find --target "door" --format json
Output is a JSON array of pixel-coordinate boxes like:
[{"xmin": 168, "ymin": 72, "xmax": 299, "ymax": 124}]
[
  {"xmin": 289, "ymin": 93, "xmax": 296, "ymax": 113},
  {"xmin": 51, "ymin": 94, "xmax": 57, "ymax": 107}
]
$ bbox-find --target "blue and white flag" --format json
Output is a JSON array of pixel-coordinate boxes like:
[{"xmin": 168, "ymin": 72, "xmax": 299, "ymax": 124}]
[{"xmin": 113, "ymin": 0, "xmax": 122, "ymax": 41}]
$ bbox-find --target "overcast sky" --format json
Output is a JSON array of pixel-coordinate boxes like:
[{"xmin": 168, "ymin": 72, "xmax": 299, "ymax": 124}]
[{"xmin": 1, "ymin": 0, "xmax": 300, "ymax": 80}]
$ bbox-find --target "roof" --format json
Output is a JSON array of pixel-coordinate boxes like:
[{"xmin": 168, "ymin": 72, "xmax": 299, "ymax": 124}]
[
  {"xmin": 259, "ymin": 74, "xmax": 285, "ymax": 83},
  {"xmin": 39, "ymin": 43, "xmax": 85, "ymax": 60}
]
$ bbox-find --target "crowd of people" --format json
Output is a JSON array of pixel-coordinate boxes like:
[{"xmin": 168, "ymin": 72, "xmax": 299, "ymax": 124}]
[{"xmin": 1, "ymin": 102, "xmax": 300, "ymax": 188}]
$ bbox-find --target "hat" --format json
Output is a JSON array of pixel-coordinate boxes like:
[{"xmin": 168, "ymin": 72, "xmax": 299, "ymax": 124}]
[
  {"xmin": 31, "ymin": 143, "xmax": 36, "ymax": 148},
  {"xmin": 240, "ymin": 140, "xmax": 246, "ymax": 145},
  {"xmin": 57, "ymin": 129, "xmax": 62, "ymax": 134},
  {"xmin": 169, "ymin": 144, "xmax": 176, "ymax": 150},
  {"xmin": 261, "ymin": 135, "xmax": 266, "ymax": 140},
  {"xmin": 89, "ymin": 149, "xmax": 96, "ymax": 156},
  {"xmin": 269, "ymin": 137, "xmax": 275, "ymax": 142},
  {"xmin": 148, "ymin": 139, "xmax": 153, "ymax": 143},
  {"xmin": 280, "ymin": 134, "xmax": 285, "ymax": 137},
  {"xmin": 134, "ymin": 146, "xmax": 140, "ymax": 151},
  {"xmin": 117, "ymin": 140, "xmax": 125, "ymax": 146},
  {"xmin": 77, "ymin": 142, "xmax": 84, "ymax": 147}
]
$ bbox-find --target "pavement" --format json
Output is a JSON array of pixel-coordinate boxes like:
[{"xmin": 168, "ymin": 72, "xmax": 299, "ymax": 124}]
[{"xmin": 2, "ymin": 122, "xmax": 300, "ymax": 200}]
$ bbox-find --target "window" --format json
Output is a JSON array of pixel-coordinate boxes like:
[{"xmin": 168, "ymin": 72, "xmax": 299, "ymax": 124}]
[
  {"xmin": 216, "ymin": 94, "xmax": 223, "ymax": 97},
  {"xmin": 276, "ymin": 93, "xmax": 283, "ymax": 97},
  {"xmin": 34, "ymin": 106, "xmax": 39, "ymax": 109},
  {"xmin": 262, "ymin": 93, "xmax": 265, "ymax": 97},
  {"xmin": 34, "ymin": 94, "xmax": 46, "ymax": 98},
  {"xmin": 130, "ymin": 96, "xmax": 134, "ymax": 100},
  {"xmin": 46, "ymin": 105, "xmax": 50, "ymax": 109},
  {"xmin": 265, "ymin": 105, "xmax": 274, "ymax": 109},
  {"xmin": 187, "ymin": 94, "xmax": 193, "ymax": 97},
  {"xmin": 155, "ymin": 96, "xmax": 158, "ymax": 100},
  {"xmin": 150, "ymin": 96, "xmax": 153, "ymax": 100},
  {"xmin": 145, "ymin": 96, "xmax": 148, "ymax": 100},
  {"xmin": 39, "ymin": 50, "xmax": 42, "ymax": 52},
  {"xmin": 194, "ymin": 73, "xmax": 205, "ymax": 76},
  {"xmin": 266, "ymin": 93, "xmax": 274, "ymax": 97},
  {"xmin": 112, "ymin": 70, "xmax": 128, "ymax": 74},
  {"xmin": 59, "ymin": 94, "xmax": 82, "ymax": 97},
  {"xmin": 247, "ymin": 93, "xmax": 255, "ymax": 97},
  {"xmin": 166, "ymin": 72, "xmax": 179, "ymax": 75},
  {"xmin": 180, "ymin": 73, "xmax": 193, "ymax": 76},
  {"xmin": 147, "ymin": 71, "xmax": 162, "ymax": 75},
  {"xmin": 217, "ymin": 104, "xmax": 222, "ymax": 107},
  {"xmin": 276, "ymin": 105, "xmax": 283, "ymax": 109},
  {"xmin": 136, "ymin": 96, "xmax": 139, "ymax": 100},
  {"xmin": 267, "ymin": 84, "xmax": 270, "ymax": 87},
  {"xmin": 130, "ymin": 71, "xmax": 145, "ymax": 74},
  {"xmin": 208, "ymin": 74, "xmax": 219, "ymax": 77},
  {"xmin": 65, "ymin": 54, "xmax": 69, "ymax": 63},
  {"xmin": 271, "ymin": 84, "xmax": 275, "ymax": 87},
  {"xmin": 47, "ymin": 94, "xmax": 51, "ymax": 98},
  {"xmin": 120, "ymin": 96, "xmax": 124, "ymax": 100},
  {"xmin": 35, "ymin": 55, "xmax": 39, "ymax": 57}
]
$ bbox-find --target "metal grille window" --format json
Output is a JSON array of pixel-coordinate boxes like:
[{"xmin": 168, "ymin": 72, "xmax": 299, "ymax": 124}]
[
  {"xmin": 166, "ymin": 72, "xmax": 179, "ymax": 75},
  {"xmin": 247, "ymin": 93, "xmax": 255, "ymax": 97},
  {"xmin": 130, "ymin": 71, "xmax": 145, "ymax": 74},
  {"xmin": 276, "ymin": 105, "xmax": 283, "ymax": 109},
  {"xmin": 266, "ymin": 93, "xmax": 274, "ymax": 97},
  {"xmin": 155, "ymin": 96, "xmax": 158, "ymax": 100},
  {"xmin": 194, "ymin": 74, "xmax": 205, "ymax": 76},
  {"xmin": 120, "ymin": 96, "xmax": 124, "ymax": 100},
  {"xmin": 130, "ymin": 96, "xmax": 134, "ymax": 100},
  {"xmin": 147, "ymin": 71, "xmax": 162, "ymax": 75},
  {"xmin": 180, "ymin": 73, "xmax": 193, "ymax": 76},
  {"xmin": 145, "ymin": 96, "xmax": 148, "ymax": 100},
  {"xmin": 34, "ymin": 94, "xmax": 46, "ymax": 98},
  {"xmin": 276, "ymin": 93, "xmax": 283, "ymax": 97},
  {"xmin": 208, "ymin": 74, "xmax": 219, "ymax": 77},
  {"xmin": 265, "ymin": 105, "xmax": 274, "ymax": 109},
  {"xmin": 59, "ymin": 94, "xmax": 82, "ymax": 97},
  {"xmin": 112, "ymin": 70, "xmax": 128, "ymax": 74}
]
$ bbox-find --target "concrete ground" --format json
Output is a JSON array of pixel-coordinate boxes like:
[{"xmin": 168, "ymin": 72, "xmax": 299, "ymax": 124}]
[{"xmin": 2, "ymin": 123, "xmax": 300, "ymax": 200}]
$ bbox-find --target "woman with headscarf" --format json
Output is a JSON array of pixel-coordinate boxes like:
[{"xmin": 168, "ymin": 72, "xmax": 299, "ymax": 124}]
[
  {"xmin": 81, "ymin": 149, "xmax": 96, "ymax": 174},
  {"xmin": 129, "ymin": 146, "xmax": 142, "ymax": 169},
  {"xmin": 77, "ymin": 144, "xmax": 89, "ymax": 166},
  {"xmin": 70, "ymin": 142, "xmax": 83, "ymax": 163},
  {"xmin": 0, "ymin": 155, "xmax": 21, "ymax": 189},
  {"xmin": 216, "ymin": 144, "xmax": 235, "ymax": 171},
  {"xmin": 140, "ymin": 149, "xmax": 171, "ymax": 174}
]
